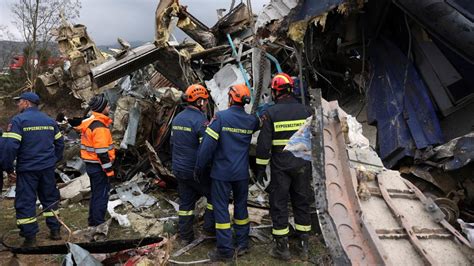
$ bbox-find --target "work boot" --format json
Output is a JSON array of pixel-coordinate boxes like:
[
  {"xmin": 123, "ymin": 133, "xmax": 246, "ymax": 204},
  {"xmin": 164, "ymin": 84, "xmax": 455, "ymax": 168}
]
[
  {"xmin": 297, "ymin": 234, "xmax": 310, "ymax": 261},
  {"xmin": 49, "ymin": 229, "xmax": 62, "ymax": 240},
  {"xmin": 270, "ymin": 236, "xmax": 291, "ymax": 261},
  {"xmin": 208, "ymin": 249, "xmax": 233, "ymax": 262},
  {"xmin": 22, "ymin": 236, "xmax": 36, "ymax": 248}
]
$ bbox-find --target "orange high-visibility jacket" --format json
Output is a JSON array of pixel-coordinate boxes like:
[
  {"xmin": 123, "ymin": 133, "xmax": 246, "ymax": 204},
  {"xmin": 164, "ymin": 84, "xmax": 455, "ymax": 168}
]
[{"xmin": 76, "ymin": 112, "xmax": 115, "ymax": 177}]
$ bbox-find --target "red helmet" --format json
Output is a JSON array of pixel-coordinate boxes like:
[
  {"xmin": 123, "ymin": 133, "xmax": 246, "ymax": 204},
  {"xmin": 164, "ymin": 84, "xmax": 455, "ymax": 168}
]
[
  {"xmin": 271, "ymin": 72, "xmax": 294, "ymax": 91},
  {"xmin": 183, "ymin": 84, "xmax": 209, "ymax": 102},
  {"xmin": 228, "ymin": 84, "xmax": 251, "ymax": 104}
]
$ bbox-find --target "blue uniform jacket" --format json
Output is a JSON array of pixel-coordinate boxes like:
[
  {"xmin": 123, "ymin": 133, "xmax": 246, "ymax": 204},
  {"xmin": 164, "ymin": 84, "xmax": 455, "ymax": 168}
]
[
  {"xmin": 171, "ymin": 106, "xmax": 208, "ymax": 178},
  {"xmin": 2, "ymin": 107, "xmax": 65, "ymax": 173},
  {"xmin": 196, "ymin": 106, "xmax": 259, "ymax": 181}
]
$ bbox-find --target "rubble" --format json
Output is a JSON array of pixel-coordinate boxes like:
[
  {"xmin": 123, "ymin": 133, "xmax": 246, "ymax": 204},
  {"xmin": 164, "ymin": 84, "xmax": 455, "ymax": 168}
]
[{"xmin": 2, "ymin": 0, "xmax": 472, "ymax": 264}]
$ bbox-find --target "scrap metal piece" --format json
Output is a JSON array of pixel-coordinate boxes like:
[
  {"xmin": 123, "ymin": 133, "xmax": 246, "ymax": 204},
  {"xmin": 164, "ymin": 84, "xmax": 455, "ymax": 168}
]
[
  {"xmin": 321, "ymin": 99, "xmax": 388, "ymax": 265},
  {"xmin": 393, "ymin": 0, "xmax": 474, "ymax": 64},
  {"xmin": 403, "ymin": 179, "xmax": 472, "ymax": 248},
  {"xmin": 377, "ymin": 174, "xmax": 437, "ymax": 265},
  {"xmin": 172, "ymin": 235, "xmax": 214, "ymax": 257},
  {"xmin": 116, "ymin": 182, "xmax": 158, "ymax": 209},
  {"xmin": 63, "ymin": 243, "xmax": 102, "ymax": 266}
]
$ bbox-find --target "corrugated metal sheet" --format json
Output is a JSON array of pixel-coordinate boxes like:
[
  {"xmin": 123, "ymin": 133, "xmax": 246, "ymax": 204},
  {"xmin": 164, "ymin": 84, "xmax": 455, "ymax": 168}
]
[
  {"xmin": 149, "ymin": 71, "xmax": 176, "ymax": 89},
  {"xmin": 255, "ymin": 0, "xmax": 300, "ymax": 31}
]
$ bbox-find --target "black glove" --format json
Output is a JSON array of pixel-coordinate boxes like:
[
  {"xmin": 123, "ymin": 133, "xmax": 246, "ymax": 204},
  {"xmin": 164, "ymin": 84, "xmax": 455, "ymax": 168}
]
[
  {"xmin": 67, "ymin": 117, "xmax": 83, "ymax": 127},
  {"xmin": 256, "ymin": 166, "xmax": 268, "ymax": 187},
  {"xmin": 193, "ymin": 168, "xmax": 203, "ymax": 183}
]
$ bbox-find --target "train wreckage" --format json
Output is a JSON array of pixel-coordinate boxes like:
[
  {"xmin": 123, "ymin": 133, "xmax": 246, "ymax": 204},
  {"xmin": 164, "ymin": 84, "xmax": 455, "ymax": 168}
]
[{"xmin": 2, "ymin": 0, "xmax": 472, "ymax": 264}]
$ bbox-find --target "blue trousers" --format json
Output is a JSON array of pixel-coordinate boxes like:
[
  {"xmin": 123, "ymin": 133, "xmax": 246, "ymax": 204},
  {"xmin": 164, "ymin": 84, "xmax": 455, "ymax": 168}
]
[
  {"xmin": 86, "ymin": 163, "xmax": 110, "ymax": 226},
  {"xmin": 15, "ymin": 168, "xmax": 60, "ymax": 238},
  {"xmin": 176, "ymin": 172, "xmax": 214, "ymax": 241},
  {"xmin": 212, "ymin": 179, "xmax": 249, "ymax": 257}
]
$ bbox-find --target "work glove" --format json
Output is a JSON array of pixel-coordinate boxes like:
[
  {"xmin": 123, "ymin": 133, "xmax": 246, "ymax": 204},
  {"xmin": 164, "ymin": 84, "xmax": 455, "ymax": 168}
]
[
  {"xmin": 193, "ymin": 168, "xmax": 203, "ymax": 183},
  {"xmin": 256, "ymin": 166, "xmax": 268, "ymax": 187},
  {"xmin": 67, "ymin": 117, "xmax": 84, "ymax": 127}
]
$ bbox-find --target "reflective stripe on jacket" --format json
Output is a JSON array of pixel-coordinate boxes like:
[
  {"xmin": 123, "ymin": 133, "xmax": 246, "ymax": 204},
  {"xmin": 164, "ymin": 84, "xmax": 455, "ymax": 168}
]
[
  {"xmin": 256, "ymin": 95, "xmax": 311, "ymax": 171},
  {"xmin": 196, "ymin": 106, "xmax": 260, "ymax": 181},
  {"xmin": 2, "ymin": 107, "xmax": 64, "ymax": 172},
  {"xmin": 76, "ymin": 112, "xmax": 115, "ymax": 176}
]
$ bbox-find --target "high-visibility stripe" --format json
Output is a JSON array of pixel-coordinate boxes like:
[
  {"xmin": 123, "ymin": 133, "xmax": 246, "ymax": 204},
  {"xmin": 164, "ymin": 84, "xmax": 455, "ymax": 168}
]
[
  {"xmin": 234, "ymin": 217, "xmax": 249, "ymax": 225},
  {"xmin": 295, "ymin": 224, "xmax": 311, "ymax": 232},
  {"xmin": 83, "ymin": 159, "xmax": 100, "ymax": 164},
  {"xmin": 275, "ymin": 74, "xmax": 291, "ymax": 84},
  {"xmin": 23, "ymin": 126, "xmax": 54, "ymax": 131},
  {"xmin": 95, "ymin": 148, "xmax": 109, "ymax": 153},
  {"xmin": 54, "ymin": 132, "xmax": 62, "ymax": 140},
  {"xmin": 274, "ymin": 119, "xmax": 306, "ymax": 132},
  {"xmin": 222, "ymin": 127, "xmax": 253, "ymax": 134},
  {"xmin": 43, "ymin": 210, "xmax": 60, "ymax": 217},
  {"xmin": 81, "ymin": 145, "xmax": 95, "ymax": 152},
  {"xmin": 102, "ymin": 162, "xmax": 113, "ymax": 168},
  {"xmin": 3, "ymin": 132, "xmax": 22, "ymax": 141},
  {"xmin": 272, "ymin": 227, "xmax": 289, "ymax": 236},
  {"xmin": 207, "ymin": 203, "xmax": 213, "ymax": 210},
  {"xmin": 178, "ymin": 210, "xmax": 194, "ymax": 216},
  {"xmin": 17, "ymin": 217, "xmax": 37, "ymax": 225},
  {"xmin": 172, "ymin": 126, "xmax": 192, "ymax": 132},
  {"xmin": 205, "ymin": 127, "xmax": 219, "ymax": 140},
  {"xmin": 272, "ymin": 139, "xmax": 289, "ymax": 146},
  {"xmin": 256, "ymin": 158, "xmax": 270, "ymax": 165},
  {"xmin": 215, "ymin": 223, "xmax": 231, "ymax": 229}
]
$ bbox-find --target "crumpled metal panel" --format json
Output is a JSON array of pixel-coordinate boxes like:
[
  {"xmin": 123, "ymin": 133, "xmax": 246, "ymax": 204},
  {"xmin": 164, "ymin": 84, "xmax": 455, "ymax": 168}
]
[
  {"xmin": 320, "ymin": 99, "xmax": 473, "ymax": 264},
  {"xmin": 255, "ymin": 0, "xmax": 299, "ymax": 31},
  {"xmin": 322, "ymin": 100, "xmax": 388, "ymax": 265},
  {"xmin": 367, "ymin": 39, "xmax": 444, "ymax": 168}
]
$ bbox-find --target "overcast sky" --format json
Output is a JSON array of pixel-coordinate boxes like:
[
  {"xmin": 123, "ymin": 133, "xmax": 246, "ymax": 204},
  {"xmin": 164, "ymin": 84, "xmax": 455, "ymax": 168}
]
[{"xmin": 0, "ymin": 0, "xmax": 268, "ymax": 45}]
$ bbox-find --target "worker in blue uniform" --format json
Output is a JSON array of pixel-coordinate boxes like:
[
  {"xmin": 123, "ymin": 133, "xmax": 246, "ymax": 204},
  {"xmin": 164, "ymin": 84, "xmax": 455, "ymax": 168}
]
[
  {"xmin": 2, "ymin": 92, "xmax": 65, "ymax": 247},
  {"xmin": 171, "ymin": 84, "xmax": 214, "ymax": 244},
  {"xmin": 195, "ymin": 84, "xmax": 260, "ymax": 262}
]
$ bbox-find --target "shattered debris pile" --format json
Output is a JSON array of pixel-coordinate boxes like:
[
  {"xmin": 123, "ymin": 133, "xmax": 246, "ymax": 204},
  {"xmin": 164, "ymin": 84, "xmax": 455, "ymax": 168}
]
[{"xmin": 2, "ymin": 0, "xmax": 473, "ymax": 264}]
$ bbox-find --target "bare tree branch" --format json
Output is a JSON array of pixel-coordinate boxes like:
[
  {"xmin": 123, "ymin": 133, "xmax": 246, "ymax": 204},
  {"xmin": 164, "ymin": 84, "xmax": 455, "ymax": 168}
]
[{"xmin": 10, "ymin": 0, "xmax": 81, "ymax": 85}]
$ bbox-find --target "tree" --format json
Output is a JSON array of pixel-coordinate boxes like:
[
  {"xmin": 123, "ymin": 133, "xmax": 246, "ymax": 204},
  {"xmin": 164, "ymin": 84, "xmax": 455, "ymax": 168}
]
[{"xmin": 11, "ymin": 0, "xmax": 81, "ymax": 86}]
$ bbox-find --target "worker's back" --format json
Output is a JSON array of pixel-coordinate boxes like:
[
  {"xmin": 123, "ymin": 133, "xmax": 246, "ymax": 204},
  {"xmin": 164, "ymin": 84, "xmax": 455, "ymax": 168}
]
[
  {"xmin": 198, "ymin": 106, "xmax": 259, "ymax": 181},
  {"xmin": 257, "ymin": 95, "xmax": 311, "ymax": 171},
  {"xmin": 3, "ymin": 107, "xmax": 63, "ymax": 172},
  {"xmin": 171, "ymin": 106, "xmax": 207, "ymax": 178}
]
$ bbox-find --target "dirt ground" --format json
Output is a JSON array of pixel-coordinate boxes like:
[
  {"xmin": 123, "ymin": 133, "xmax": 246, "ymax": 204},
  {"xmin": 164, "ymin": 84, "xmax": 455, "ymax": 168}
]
[{"xmin": 0, "ymin": 185, "xmax": 329, "ymax": 265}]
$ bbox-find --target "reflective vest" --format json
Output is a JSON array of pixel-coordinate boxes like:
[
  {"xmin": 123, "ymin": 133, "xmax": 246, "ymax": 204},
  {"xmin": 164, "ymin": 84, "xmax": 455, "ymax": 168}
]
[{"xmin": 76, "ymin": 112, "xmax": 115, "ymax": 176}]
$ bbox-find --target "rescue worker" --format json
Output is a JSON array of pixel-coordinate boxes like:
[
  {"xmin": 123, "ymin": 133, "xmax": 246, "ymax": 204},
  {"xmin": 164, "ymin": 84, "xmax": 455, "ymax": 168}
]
[
  {"xmin": 171, "ymin": 84, "xmax": 214, "ymax": 244},
  {"xmin": 2, "ymin": 92, "xmax": 65, "ymax": 247},
  {"xmin": 256, "ymin": 73, "xmax": 312, "ymax": 260},
  {"xmin": 195, "ymin": 84, "xmax": 260, "ymax": 261},
  {"xmin": 76, "ymin": 94, "xmax": 115, "ymax": 227}
]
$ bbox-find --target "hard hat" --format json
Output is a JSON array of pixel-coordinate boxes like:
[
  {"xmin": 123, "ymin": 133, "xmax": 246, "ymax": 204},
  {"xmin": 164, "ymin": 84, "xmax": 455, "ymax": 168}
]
[
  {"xmin": 271, "ymin": 72, "xmax": 294, "ymax": 91},
  {"xmin": 228, "ymin": 84, "xmax": 251, "ymax": 104},
  {"xmin": 183, "ymin": 84, "xmax": 209, "ymax": 102}
]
